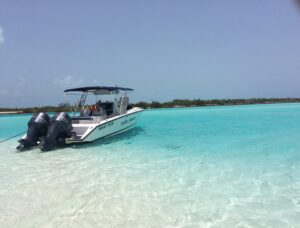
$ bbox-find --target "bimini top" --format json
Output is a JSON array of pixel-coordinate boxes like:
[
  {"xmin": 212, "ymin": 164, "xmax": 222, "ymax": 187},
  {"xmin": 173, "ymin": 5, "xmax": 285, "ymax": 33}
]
[{"xmin": 64, "ymin": 86, "xmax": 134, "ymax": 93}]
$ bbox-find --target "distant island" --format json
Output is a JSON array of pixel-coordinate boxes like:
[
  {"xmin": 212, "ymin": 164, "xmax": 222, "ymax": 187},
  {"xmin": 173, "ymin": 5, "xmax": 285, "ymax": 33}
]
[
  {"xmin": 1, "ymin": 98, "xmax": 300, "ymax": 114},
  {"xmin": 133, "ymin": 98, "xmax": 300, "ymax": 109}
]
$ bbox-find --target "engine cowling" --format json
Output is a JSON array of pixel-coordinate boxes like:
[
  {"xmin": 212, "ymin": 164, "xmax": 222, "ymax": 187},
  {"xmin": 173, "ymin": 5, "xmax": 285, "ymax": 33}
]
[
  {"xmin": 17, "ymin": 112, "xmax": 50, "ymax": 151},
  {"xmin": 40, "ymin": 112, "xmax": 72, "ymax": 151}
]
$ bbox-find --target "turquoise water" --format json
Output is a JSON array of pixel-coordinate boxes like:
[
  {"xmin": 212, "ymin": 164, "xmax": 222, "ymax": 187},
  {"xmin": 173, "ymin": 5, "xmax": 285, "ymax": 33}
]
[{"xmin": 0, "ymin": 104, "xmax": 300, "ymax": 227}]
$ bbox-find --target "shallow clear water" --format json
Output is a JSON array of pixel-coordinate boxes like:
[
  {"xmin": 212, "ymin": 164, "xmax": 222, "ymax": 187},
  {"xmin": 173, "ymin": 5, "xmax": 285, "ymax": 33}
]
[{"xmin": 0, "ymin": 104, "xmax": 300, "ymax": 227}]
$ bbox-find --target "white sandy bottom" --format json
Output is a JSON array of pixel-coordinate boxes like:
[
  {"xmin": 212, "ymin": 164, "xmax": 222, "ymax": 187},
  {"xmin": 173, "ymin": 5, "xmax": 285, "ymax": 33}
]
[{"xmin": 0, "ymin": 140, "xmax": 299, "ymax": 228}]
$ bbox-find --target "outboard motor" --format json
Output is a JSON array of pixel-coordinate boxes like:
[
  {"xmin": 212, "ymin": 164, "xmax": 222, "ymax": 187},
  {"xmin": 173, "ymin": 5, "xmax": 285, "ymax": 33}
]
[
  {"xmin": 40, "ymin": 112, "xmax": 72, "ymax": 151},
  {"xmin": 17, "ymin": 112, "xmax": 50, "ymax": 151}
]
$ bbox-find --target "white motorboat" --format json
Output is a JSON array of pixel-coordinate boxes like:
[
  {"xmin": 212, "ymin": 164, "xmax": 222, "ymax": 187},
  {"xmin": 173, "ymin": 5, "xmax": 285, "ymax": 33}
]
[{"xmin": 17, "ymin": 86, "xmax": 143, "ymax": 151}]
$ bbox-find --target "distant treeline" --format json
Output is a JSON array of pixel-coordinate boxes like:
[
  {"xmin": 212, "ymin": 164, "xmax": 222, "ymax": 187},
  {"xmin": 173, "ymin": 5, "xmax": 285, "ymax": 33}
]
[
  {"xmin": 1, "ymin": 98, "xmax": 300, "ymax": 113},
  {"xmin": 0, "ymin": 106, "xmax": 69, "ymax": 114},
  {"xmin": 132, "ymin": 98, "xmax": 300, "ymax": 109},
  {"xmin": 0, "ymin": 103, "xmax": 70, "ymax": 114}
]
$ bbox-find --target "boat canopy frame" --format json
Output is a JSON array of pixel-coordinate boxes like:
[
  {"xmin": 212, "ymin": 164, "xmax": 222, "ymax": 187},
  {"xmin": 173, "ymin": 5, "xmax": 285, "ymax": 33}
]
[{"xmin": 64, "ymin": 86, "xmax": 133, "ymax": 116}]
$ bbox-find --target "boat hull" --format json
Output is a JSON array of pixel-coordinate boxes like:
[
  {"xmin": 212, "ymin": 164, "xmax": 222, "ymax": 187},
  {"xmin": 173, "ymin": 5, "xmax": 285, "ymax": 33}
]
[{"xmin": 66, "ymin": 108, "xmax": 143, "ymax": 144}]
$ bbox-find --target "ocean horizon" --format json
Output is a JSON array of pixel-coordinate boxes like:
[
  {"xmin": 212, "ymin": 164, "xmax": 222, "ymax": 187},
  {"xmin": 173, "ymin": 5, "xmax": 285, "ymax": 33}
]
[{"xmin": 0, "ymin": 103, "xmax": 299, "ymax": 227}]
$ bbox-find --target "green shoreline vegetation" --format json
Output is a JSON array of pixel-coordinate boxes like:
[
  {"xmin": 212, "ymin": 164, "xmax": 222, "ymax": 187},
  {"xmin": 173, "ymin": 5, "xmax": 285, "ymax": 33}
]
[{"xmin": 1, "ymin": 98, "xmax": 300, "ymax": 114}]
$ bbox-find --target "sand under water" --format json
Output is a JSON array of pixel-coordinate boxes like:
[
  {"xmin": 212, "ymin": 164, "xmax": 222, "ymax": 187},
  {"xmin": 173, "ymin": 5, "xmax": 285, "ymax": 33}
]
[{"xmin": 0, "ymin": 104, "xmax": 299, "ymax": 227}]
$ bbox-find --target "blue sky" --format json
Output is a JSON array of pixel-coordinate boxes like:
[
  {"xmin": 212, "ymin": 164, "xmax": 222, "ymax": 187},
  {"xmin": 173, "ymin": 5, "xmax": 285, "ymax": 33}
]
[{"xmin": 0, "ymin": 1, "xmax": 300, "ymax": 107}]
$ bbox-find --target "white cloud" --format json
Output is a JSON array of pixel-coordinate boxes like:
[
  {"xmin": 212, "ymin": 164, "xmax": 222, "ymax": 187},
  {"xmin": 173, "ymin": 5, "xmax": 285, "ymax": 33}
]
[
  {"xmin": 0, "ymin": 27, "xmax": 5, "ymax": 44},
  {"xmin": 54, "ymin": 76, "xmax": 85, "ymax": 88}
]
